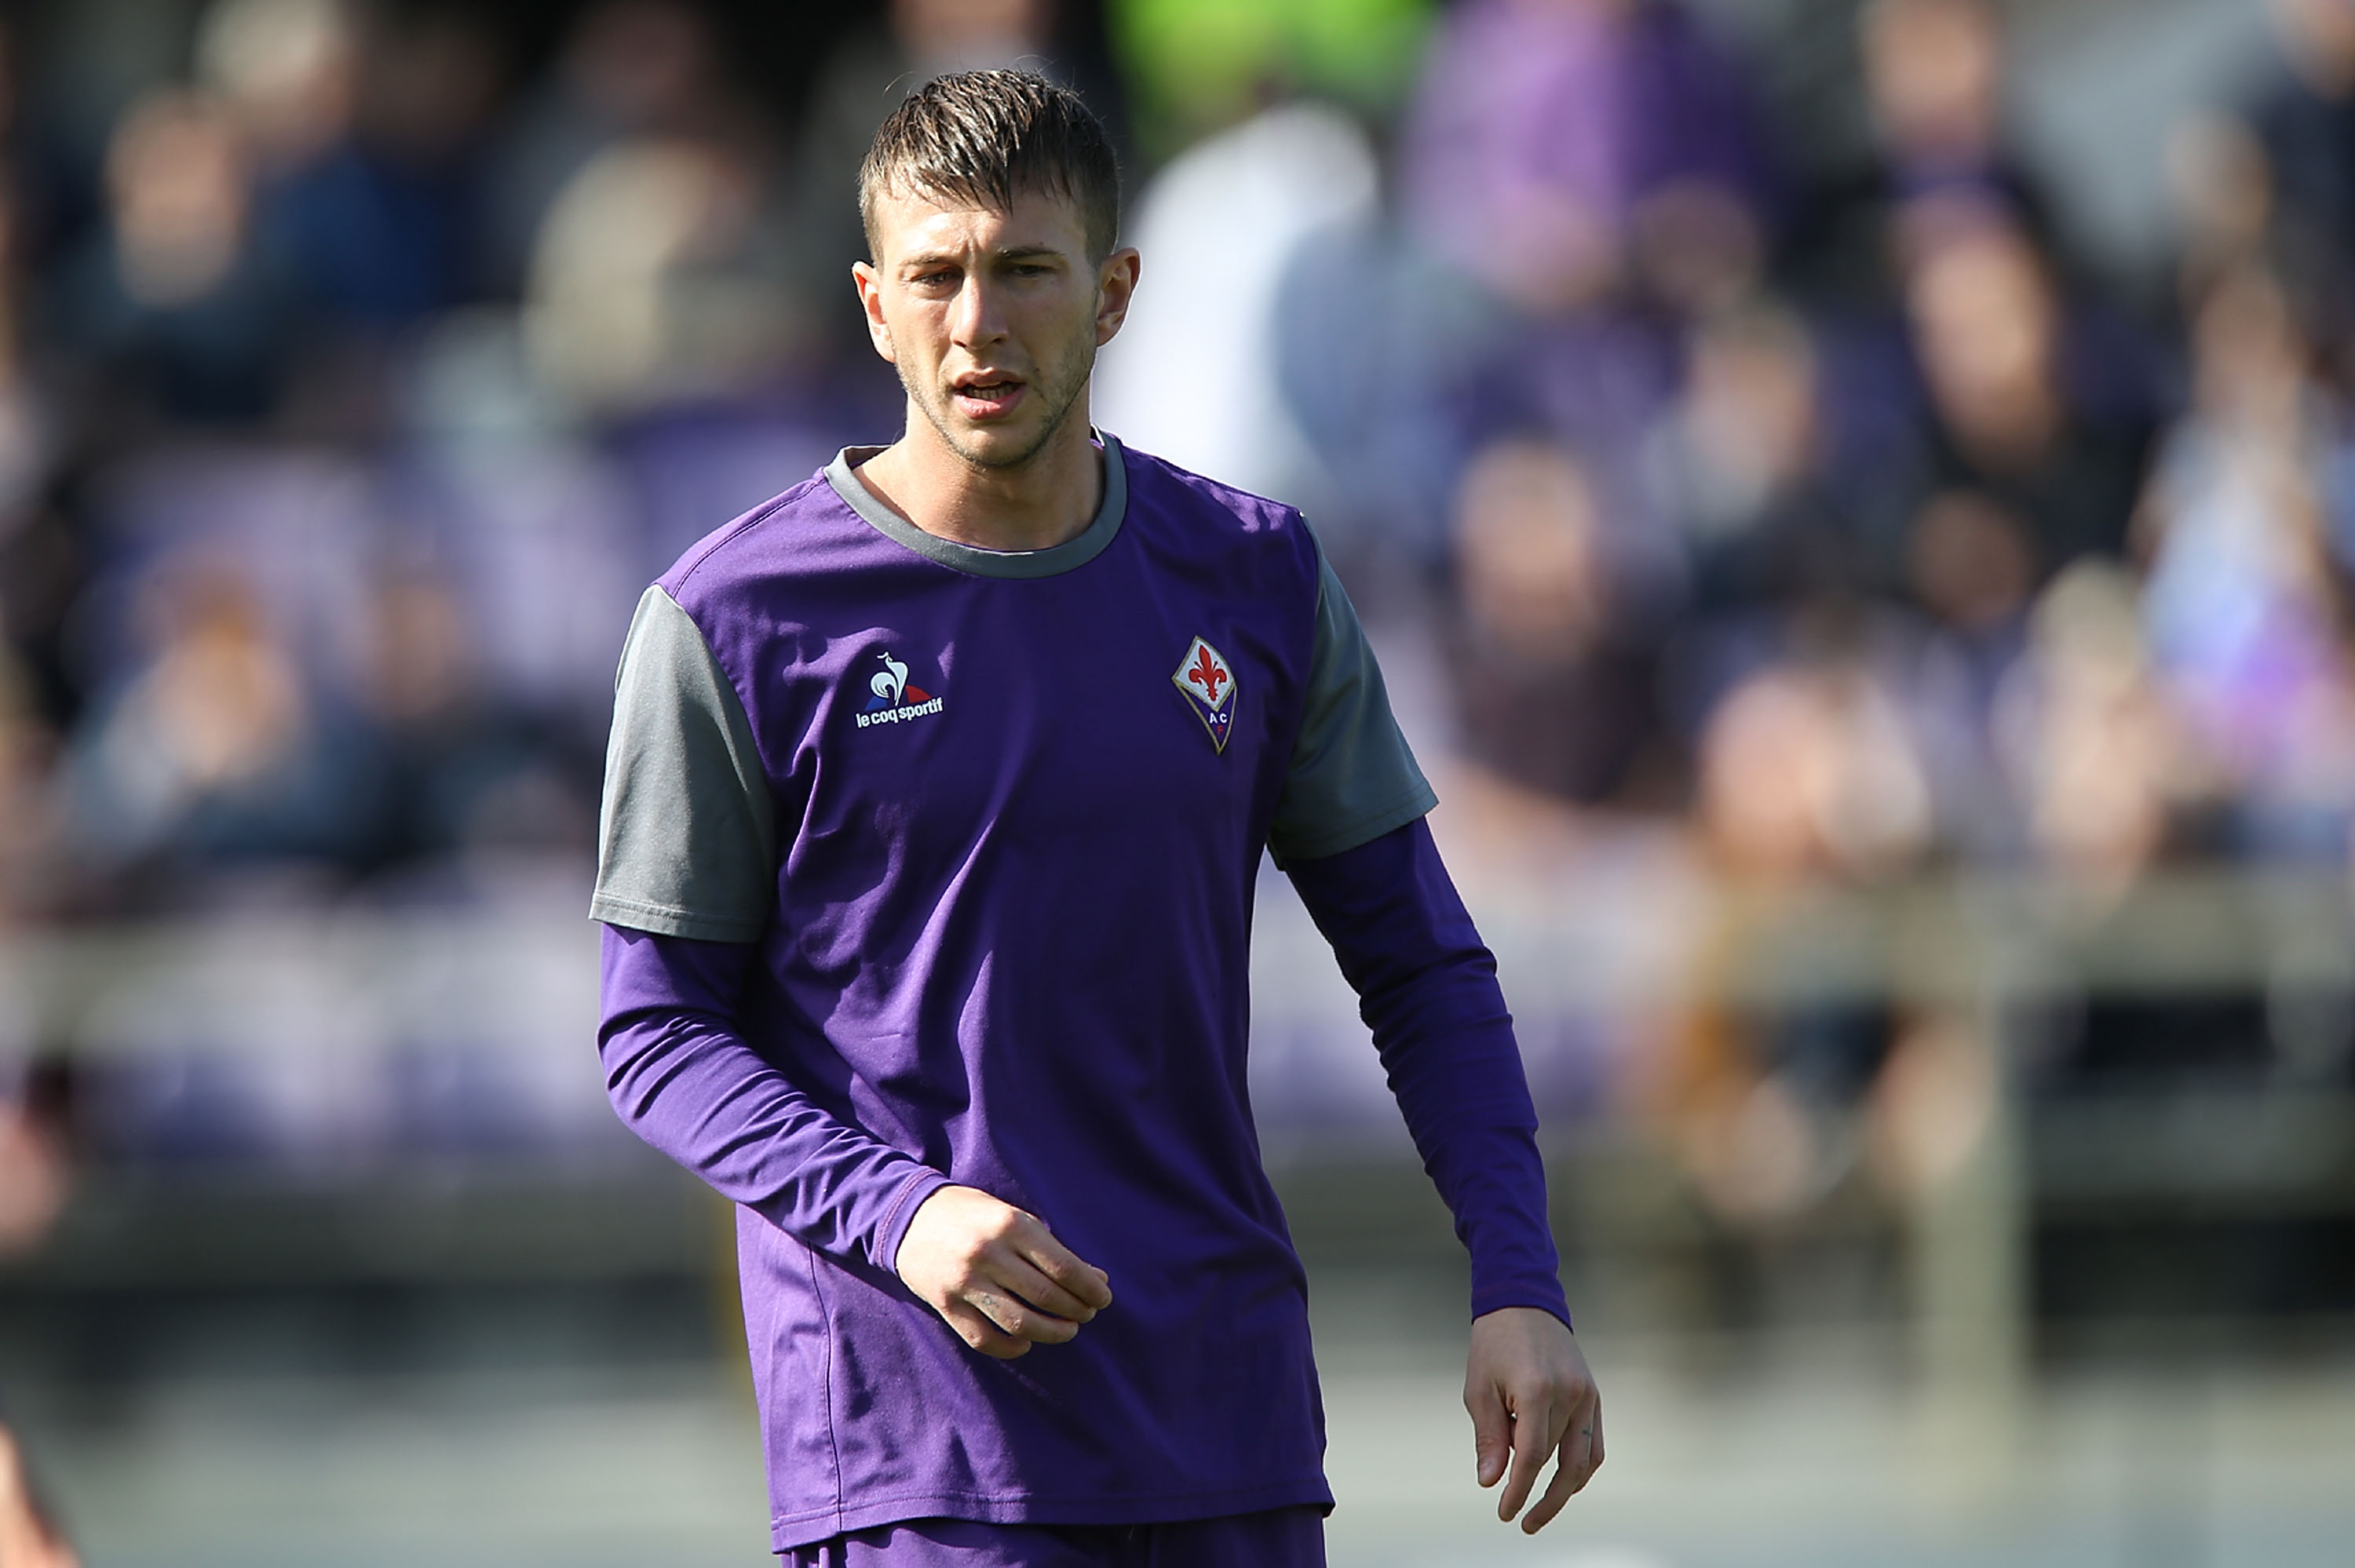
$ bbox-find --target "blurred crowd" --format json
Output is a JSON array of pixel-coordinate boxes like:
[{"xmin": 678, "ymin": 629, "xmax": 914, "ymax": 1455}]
[
  {"xmin": 0, "ymin": 0, "xmax": 2350, "ymax": 1247},
  {"xmin": 0, "ymin": 0, "xmax": 990, "ymax": 927}
]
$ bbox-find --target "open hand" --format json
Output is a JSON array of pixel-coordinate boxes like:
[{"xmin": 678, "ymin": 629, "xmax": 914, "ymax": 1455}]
[
  {"xmin": 894, "ymin": 1184, "xmax": 1113, "ymax": 1358},
  {"xmin": 1466, "ymin": 1307, "xmax": 1602, "ymax": 1533}
]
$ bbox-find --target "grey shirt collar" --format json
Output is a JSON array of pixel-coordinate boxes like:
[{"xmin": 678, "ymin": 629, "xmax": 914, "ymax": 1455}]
[{"xmin": 824, "ymin": 432, "xmax": 1128, "ymax": 580}]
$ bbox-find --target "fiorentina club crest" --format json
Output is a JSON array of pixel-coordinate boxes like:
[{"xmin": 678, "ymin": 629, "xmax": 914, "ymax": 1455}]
[{"xmin": 1171, "ymin": 636, "xmax": 1236, "ymax": 753}]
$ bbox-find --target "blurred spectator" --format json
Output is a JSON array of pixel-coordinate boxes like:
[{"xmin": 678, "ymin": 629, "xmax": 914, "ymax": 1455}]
[
  {"xmin": 1401, "ymin": 0, "xmax": 1773, "ymax": 321},
  {"xmin": 1899, "ymin": 487, "xmax": 2039, "ymax": 776},
  {"xmin": 1995, "ymin": 563, "xmax": 2200, "ymax": 898},
  {"xmin": 480, "ymin": 0, "xmax": 746, "ymax": 297},
  {"xmin": 217, "ymin": 1, "xmax": 502, "ymax": 337},
  {"xmin": 49, "ymin": 89, "xmax": 293, "ymax": 425},
  {"xmin": 1694, "ymin": 662, "xmax": 1933, "ymax": 891},
  {"xmin": 357, "ymin": 562, "xmax": 592, "ymax": 867},
  {"xmin": 1440, "ymin": 438, "xmax": 1668, "ymax": 815},
  {"xmin": 1896, "ymin": 199, "xmax": 2152, "ymax": 576},
  {"xmin": 1864, "ymin": 0, "xmax": 2003, "ymax": 182},
  {"xmin": 1906, "ymin": 488, "xmax": 2035, "ymax": 645},
  {"xmin": 1398, "ymin": 0, "xmax": 1775, "ymax": 479},
  {"xmin": 63, "ymin": 563, "xmax": 385, "ymax": 892},
  {"xmin": 195, "ymin": 0, "xmax": 355, "ymax": 175},
  {"xmin": 2136, "ymin": 264, "xmax": 2355, "ymax": 859},
  {"xmin": 1784, "ymin": 0, "xmax": 2065, "ymax": 309},
  {"xmin": 1995, "ymin": 563, "xmax": 2294, "ymax": 1098},
  {"xmin": 1642, "ymin": 300, "xmax": 1883, "ymax": 615},
  {"xmin": 523, "ymin": 130, "xmax": 808, "ymax": 414},
  {"xmin": 1653, "ymin": 658, "xmax": 1933, "ymax": 1224}
]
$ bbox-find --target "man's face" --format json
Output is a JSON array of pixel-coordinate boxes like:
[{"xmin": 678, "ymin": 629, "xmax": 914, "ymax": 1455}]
[{"xmin": 854, "ymin": 184, "xmax": 1137, "ymax": 472}]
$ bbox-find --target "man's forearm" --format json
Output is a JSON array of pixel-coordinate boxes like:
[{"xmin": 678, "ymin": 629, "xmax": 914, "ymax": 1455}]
[
  {"xmin": 598, "ymin": 924, "xmax": 951, "ymax": 1272},
  {"xmin": 1286, "ymin": 818, "xmax": 1572, "ymax": 1326}
]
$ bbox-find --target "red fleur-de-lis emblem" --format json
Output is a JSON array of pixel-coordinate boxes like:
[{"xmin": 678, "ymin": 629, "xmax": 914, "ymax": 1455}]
[
  {"xmin": 1187, "ymin": 644, "xmax": 1227, "ymax": 706},
  {"xmin": 1171, "ymin": 636, "xmax": 1236, "ymax": 755}
]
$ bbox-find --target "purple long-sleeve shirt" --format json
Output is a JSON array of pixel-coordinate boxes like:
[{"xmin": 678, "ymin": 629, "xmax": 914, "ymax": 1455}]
[
  {"xmin": 590, "ymin": 437, "xmax": 1566, "ymax": 1548},
  {"xmin": 600, "ymin": 817, "xmax": 1566, "ymax": 1318},
  {"xmin": 600, "ymin": 924, "xmax": 949, "ymax": 1273}
]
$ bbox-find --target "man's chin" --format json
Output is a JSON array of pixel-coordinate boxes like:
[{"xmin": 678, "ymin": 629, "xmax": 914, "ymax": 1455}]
[
  {"xmin": 908, "ymin": 373, "xmax": 1083, "ymax": 472},
  {"xmin": 936, "ymin": 410, "xmax": 1067, "ymax": 472},
  {"xmin": 947, "ymin": 427, "xmax": 1039, "ymax": 469}
]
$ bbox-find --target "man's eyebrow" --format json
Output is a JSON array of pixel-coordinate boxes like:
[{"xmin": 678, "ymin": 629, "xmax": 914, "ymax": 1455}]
[{"xmin": 897, "ymin": 242, "xmax": 1067, "ymax": 271}]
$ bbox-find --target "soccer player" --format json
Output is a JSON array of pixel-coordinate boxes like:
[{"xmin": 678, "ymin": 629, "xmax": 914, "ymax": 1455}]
[{"xmin": 593, "ymin": 70, "xmax": 1601, "ymax": 1565}]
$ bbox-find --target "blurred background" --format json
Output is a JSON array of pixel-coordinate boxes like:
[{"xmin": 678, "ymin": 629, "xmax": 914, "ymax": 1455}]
[{"xmin": 1, "ymin": 0, "xmax": 2353, "ymax": 1563}]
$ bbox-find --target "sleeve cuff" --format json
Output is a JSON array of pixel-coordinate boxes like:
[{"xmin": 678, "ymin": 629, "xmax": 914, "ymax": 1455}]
[
  {"xmin": 1470, "ymin": 1282, "xmax": 1574, "ymax": 1333},
  {"xmin": 871, "ymin": 1167, "xmax": 957, "ymax": 1278}
]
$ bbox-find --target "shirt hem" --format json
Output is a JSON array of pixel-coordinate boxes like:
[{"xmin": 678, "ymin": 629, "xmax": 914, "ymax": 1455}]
[
  {"xmin": 767, "ymin": 1475, "xmax": 1336, "ymax": 1552},
  {"xmin": 588, "ymin": 895, "xmax": 764, "ymax": 944}
]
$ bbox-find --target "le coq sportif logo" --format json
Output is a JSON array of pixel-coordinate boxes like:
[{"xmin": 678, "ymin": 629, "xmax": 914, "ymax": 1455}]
[{"xmin": 856, "ymin": 651, "xmax": 944, "ymax": 728}]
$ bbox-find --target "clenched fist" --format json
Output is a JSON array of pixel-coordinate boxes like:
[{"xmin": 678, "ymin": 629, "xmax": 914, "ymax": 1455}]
[{"xmin": 894, "ymin": 1184, "xmax": 1114, "ymax": 1358}]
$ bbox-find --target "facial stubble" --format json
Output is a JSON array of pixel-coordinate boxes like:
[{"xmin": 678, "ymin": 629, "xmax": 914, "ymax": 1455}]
[{"xmin": 902, "ymin": 291, "xmax": 1101, "ymax": 474}]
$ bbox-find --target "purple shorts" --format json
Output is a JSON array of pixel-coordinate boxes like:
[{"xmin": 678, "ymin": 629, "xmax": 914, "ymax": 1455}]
[{"xmin": 778, "ymin": 1506, "xmax": 1327, "ymax": 1566}]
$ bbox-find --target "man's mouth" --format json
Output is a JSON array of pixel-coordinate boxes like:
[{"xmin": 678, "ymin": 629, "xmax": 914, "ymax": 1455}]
[{"xmin": 951, "ymin": 377, "xmax": 1026, "ymax": 419}]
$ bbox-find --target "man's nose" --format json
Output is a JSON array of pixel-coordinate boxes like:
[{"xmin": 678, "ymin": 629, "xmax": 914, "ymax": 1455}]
[{"xmin": 950, "ymin": 273, "xmax": 1008, "ymax": 348}]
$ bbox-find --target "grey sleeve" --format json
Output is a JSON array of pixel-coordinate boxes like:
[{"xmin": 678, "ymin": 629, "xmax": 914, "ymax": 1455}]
[
  {"xmin": 1265, "ymin": 545, "xmax": 1440, "ymax": 866},
  {"xmin": 590, "ymin": 585, "xmax": 778, "ymax": 943}
]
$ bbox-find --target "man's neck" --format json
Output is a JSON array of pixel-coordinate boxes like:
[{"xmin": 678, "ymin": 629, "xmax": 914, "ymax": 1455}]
[{"xmin": 853, "ymin": 405, "xmax": 1102, "ymax": 554}]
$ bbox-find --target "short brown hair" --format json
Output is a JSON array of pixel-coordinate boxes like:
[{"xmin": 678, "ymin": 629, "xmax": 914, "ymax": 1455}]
[{"xmin": 859, "ymin": 69, "xmax": 1121, "ymax": 262}]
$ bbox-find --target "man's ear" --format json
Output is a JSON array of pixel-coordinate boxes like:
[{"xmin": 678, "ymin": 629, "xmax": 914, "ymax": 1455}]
[
  {"xmin": 852, "ymin": 260, "xmax": 897, "ymax": 364},
  {"xmin": 1095, "ymin": 247, "xmax": 1141, "ymax": 348}
]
